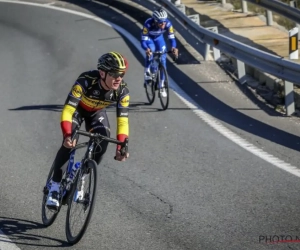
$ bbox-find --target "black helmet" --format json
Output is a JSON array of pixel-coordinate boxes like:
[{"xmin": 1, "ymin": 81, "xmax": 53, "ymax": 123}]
[{"xmin": 97, "ymin": 51, "xmax": 128, "ymax": 72}]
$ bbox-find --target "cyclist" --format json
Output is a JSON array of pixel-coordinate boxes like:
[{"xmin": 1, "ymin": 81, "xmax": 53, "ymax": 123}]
[
  {"xmin": 46, "ymin": 51, "xmax": 130, "ymax": 209},
  {"xmin": 141, "ymin": 8, "xmax": 178, "ymax": 97}
]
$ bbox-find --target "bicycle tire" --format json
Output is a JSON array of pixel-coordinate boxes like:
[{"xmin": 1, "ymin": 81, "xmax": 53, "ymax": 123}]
[
  {"xmin": 41, "ymin": 162, "xmax": 60, "ymax": 226},
  {"xmin": 158, "ymin": 65, "xmax": 169, "ymax": 110},
  {"xmin": 145, "ymin": 78, "xmax": 156, "ymax": 105},
  {"xmin": 65, "ymin": 159, "xmax": 98, "ymax": 245}
]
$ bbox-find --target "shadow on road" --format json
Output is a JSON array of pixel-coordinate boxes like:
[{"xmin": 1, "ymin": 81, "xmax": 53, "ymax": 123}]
[
  {"xmin": 0, "ymin": 216, "xmax": 70, "ymax": 247},
  {"xmin": 8, "ymin": 104, "xmax": 64, "ymax": 112},
  {"xmin": 8, "ymin": 102, "xmax": 198, "ymax": 113}
]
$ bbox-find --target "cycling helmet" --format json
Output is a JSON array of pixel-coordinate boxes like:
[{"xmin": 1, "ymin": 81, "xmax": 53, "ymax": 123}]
[
  {"xmin": 97, "ymin": 51, "xmax": 128, "ymax": 72},
  {"xmin": 152, "ymin": 8, "xmax": 168, "ymax": 23}
]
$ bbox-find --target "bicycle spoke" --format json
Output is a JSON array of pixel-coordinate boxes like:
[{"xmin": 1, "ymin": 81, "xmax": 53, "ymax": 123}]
[{"xmin": 69, "ymin": 176, "xmax": 92, "ymax": 234}]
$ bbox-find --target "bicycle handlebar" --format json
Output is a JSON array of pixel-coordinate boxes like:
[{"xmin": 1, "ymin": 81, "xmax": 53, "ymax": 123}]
[
  {"xmin": 71, "ymin": 129, "xmax": 129, "ymax": 156},
  {"xmin": 152, "ymin": 50, "xmax": 172, "ymax": 55},
  {"xmin": 149, "ymin": 50, "xmax": 178, "ymax": 61}
]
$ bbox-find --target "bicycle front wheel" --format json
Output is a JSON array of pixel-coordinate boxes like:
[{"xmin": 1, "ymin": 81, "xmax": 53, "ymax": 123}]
[
  {"xmin": 65, "ymin": 159, "xmax": 98, "ymax": 245},
  {"xmin": 145, "ymin": 77, "xmax": 156, "ymax": 105},
  {"xmin": 158, "ymin": 65, "xmax": 170, "ymax": 110}
]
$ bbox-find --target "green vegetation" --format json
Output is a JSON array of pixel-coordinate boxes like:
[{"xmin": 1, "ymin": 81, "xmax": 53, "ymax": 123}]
[{"xmin": 219, "ymin": 0, "xmax": 300, "ymax": 30}]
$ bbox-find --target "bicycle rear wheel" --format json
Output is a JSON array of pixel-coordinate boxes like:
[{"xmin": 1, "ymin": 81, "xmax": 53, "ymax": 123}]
[
  {"xmin": 41, "ymin": 162, "xmax": 60, "ymax": 226},
  {"xmin": 65, "ymin": 159, "xmax": 98, "ymax": 245},
  {"xmin": 158, "ymin": 65, "xmax": 169, "ymax": 110}
]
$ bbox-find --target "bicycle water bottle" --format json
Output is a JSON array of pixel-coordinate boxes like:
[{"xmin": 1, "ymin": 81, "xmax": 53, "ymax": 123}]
[{"xmin": 67, "ymin": 162, "xmax": 81, "ymax": 183}]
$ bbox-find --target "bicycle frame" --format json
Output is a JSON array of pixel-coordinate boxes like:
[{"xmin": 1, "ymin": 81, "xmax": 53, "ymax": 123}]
[
  {"xmin": 148, "ymin": 51, "xmax": 166, "ymax": 79},
  {"xmin": 63, "ymin": 138, "xmax": 99, "ymax": 195},
  {"xmin": 148, "ymin": 50, "xmax": 176, "ymax": 85},
  {"xmin": 45, "ymin": 139, "xmax": 100, "ymax": 201},
  {"xmin": 46, "ymin": 130, "xmax": 128, "ymax": 196}
]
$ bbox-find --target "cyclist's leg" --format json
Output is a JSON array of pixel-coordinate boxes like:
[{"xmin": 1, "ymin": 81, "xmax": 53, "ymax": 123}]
[
  {"xmin": 144, "ymin": 38, "xmax": 155, "ymax": 84},
  {"xmin": 46, "ymin": 111, "xmax": 83, "ymax": 207},
  {"xmin": 52, "ymin": 111, "xmax": 83, "ymax": 182},
  {"xmin": 154, "ymin": 36, "xmax": 167, "ymax": 89},
  {"xmin": 85, "ymin": 109, "xmax": 110, "ymax": 165}
]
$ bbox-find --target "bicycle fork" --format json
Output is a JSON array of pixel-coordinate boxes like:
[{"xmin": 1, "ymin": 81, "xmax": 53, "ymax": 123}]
[{"xmin": 73, "ymin": 141, "xmax": 94, "ymax": 203}]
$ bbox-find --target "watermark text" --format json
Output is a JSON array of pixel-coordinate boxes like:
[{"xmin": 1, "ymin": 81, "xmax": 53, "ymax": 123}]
[{"xmin": 259, "ymin": 235, "xmax": 300, "ymax": 244}]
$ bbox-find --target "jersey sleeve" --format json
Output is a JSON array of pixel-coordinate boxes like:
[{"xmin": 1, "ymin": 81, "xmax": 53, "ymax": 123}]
[
  {"xmin": 166, "ymin": 21, "xmax": 177, "ymax": 48},
  {"xmin": 116, "ymin": 84, "xmax": 129, "ymax": 150},
  {"xmin": 141, "ymin": 21, "xmax": 150, "ymax": 50},
  {"xmin": 60, "ymin": 77, "xmax": 85, "ymax": 138}
]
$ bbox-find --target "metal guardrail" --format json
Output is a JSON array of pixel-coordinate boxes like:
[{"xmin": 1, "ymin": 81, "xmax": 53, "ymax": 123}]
[
  {"xmin": 157, "ymin": 0, "xmax": 300, "ymax": 82},
  {"xmin": 247, "ymin": 0, "xmax": 300, "ymax": 24},
  {"xmin": 216, "ymin": 0, "xmax": 300, "ymax": 26},
  {"xmin": 143, "ymin": 0, "xmax": 300, "ymax": 115}
]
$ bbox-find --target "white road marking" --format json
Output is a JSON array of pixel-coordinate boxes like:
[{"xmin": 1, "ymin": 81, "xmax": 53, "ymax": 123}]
[{"xmin": 43, "ymin": 2, "xmax": 55, "ymax": 5}]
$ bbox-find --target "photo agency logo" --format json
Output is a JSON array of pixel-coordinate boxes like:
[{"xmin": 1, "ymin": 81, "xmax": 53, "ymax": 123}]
[{"xmin": 259, "ymin": 235, "xmax": 300, "ymax": 244}]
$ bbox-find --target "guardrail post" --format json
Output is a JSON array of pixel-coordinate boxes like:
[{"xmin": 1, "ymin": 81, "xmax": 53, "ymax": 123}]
[
  {"xmin": 205, "ymin": 26, "xmax": 220, "ymax": 61},
  {"xmin": 237, "ymin": 60, "xmax": 247, "ymax": 84},
  {"xmin": 172, "ymin": 0, "xmax": 181, "ymax": 5},
  {"xmin": 266, "ymin": 10, "xmax": 273, "ymax": 26},
  {"xmin": 290, "ymin": 0, "xmax": 297, "ymax": 8},
  {"xmin": 176, "ymin": 4, "xmax": 186, "ymax": 14},
  {"xmin": 187, "ymin": 14, "xmax": 200, "ymax": 25},
  {"xmin": 290, "ymin": 1, "xmax": 300, "ymax": 40},
  {"xmin": 204, "ymin": 43, "xmax": 211, "ymax": 61},
  {"xmin": 289, "ymin": 27, "xmax": 298, "ymax": 60},
  {"xmin": 284, "ymin": 27, "xmax": 298, "ymax": 116},
  {"xmin": 241, "ymin": 0, "xmax": 248, "ymax": 13}
]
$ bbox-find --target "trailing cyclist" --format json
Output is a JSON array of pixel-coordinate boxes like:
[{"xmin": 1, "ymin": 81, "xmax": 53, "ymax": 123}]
[
  {"xmin": 140, "ymin": 8, "xmax": 178, "ymax": 97},
  {"xmin": 46, "ymin": 51, "xmax": 130, "ymax": 209}
]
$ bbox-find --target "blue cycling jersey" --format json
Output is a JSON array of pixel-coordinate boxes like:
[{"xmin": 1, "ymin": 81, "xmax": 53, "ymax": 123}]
[{"xmin": 141, "ymin": 18, "xmax": 176, "ymax": 50}]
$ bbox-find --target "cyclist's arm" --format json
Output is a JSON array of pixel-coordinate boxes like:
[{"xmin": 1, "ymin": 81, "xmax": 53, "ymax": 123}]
[
  {"xmin": 166, "ymin": 21, "xmax": 177, "ymax": 48},
  {"xmin": 141, "ymin": 24, "xmax": 150, "ymax": 50},
  {"xmin": 116, "ymin": 85, "xmax": 129, "ymax": 151},
  {"xmin": 60, "ymin": 79, "xmax": 84, "ymax": 138}
]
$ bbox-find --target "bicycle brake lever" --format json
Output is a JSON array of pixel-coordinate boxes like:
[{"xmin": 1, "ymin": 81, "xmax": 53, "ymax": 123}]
[
  {"xmin": 114, "ymin": 138, "xmax": 129, "ymax": 160},
  {"xmin": 120, "ymin": 138, "xmax": 129, "ymax": 156},
  {"xmin": 71, "ymin": 129, "xmax": 78, "ymax": 142}
]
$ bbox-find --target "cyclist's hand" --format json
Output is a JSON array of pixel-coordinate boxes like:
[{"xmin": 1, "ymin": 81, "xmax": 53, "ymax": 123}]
[
  {"xmin": 171, "ymin": 47, "xmax": 178, "ymax": 57},
  {"xmin": 146, "ymin": 48, "xmax": 152, "ymax": 57},
  {"xmin": 63, "ymin": 136, "xmax": 76, "ymax": 148},
  {"xmin": 115, "ymin": 150, "xmax": 129, "ymax": 162}
]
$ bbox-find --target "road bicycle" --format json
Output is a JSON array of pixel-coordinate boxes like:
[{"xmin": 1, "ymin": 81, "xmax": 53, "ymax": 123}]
[
  {"xmin": 144, "ymin": 50, "xmax": 177, "ymax": 110},
  {"xmin": 42, "ymin": 129, "xmax": 128, "ymax": 244}
]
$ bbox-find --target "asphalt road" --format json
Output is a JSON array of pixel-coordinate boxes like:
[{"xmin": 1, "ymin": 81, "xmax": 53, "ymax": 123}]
[{"xmin": 1, "ymin": 2, "xmax": 300, "ymax": 250}]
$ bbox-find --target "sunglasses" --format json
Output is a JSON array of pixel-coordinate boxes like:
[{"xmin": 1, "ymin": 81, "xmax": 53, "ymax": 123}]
[
  {"xmin": 156, "ymin": 20, "xmax": 166, "ymax": 25},
  {"xmin": 108, "ymin": 71, "xmax": 125, "ymax": 78}
]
